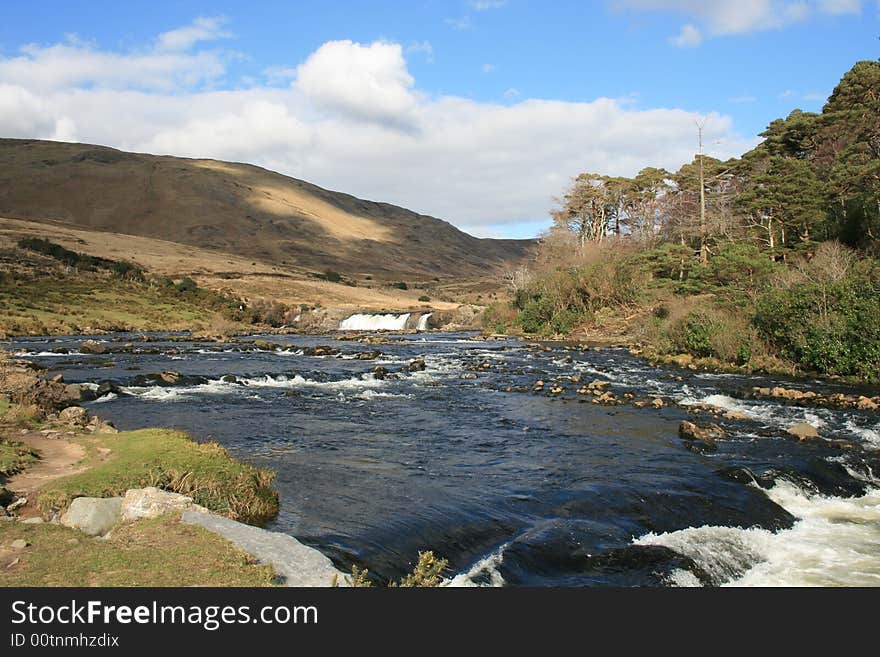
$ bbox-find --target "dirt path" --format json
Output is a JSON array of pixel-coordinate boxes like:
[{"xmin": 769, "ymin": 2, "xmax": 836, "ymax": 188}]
[{"xmin": 4, "ymin": 434, "xmax": 87, "ymax": 518}]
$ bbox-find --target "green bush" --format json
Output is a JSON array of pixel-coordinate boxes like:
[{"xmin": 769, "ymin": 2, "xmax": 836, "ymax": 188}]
[
  {"xmin": 175, "ymin": 277, "xmax": 199, "ymax": 293},
  {"xmin": 418, "ymin": 295, "xmax": 431, "ymax": 302},
  {"xmin": 674, "ymin": 311, "xmax": 719, "ymax": 358},
  {"xmin": 754, "ymin": 271, "xmax": 880, "ymax": 378},
  {"xmin": 393, "ymin": 281, "xmax": 408, "ymax": 290}
]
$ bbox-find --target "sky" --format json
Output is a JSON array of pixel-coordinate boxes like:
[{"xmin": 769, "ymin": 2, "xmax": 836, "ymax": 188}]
[{"xmin": 0, "ymin": 1, "xmax": 876, "ymax": 239}]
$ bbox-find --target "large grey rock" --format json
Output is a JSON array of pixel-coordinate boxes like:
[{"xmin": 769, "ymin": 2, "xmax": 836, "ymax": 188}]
[
  {"xmin": 787, "ymin": 423, "xmax": 819, "ymax": 440},
  {"xmin": 60, "ymin": 497, "xmax": 123, "ymax": 536},
  {"xmin": 121, "ymin": 487, "xmax": 206, "ymax": 521},
  {"xmin": 181, "ymin": 511, "xmax": 347, "ymax": 587},
  {"xmin": 80, "ymin": 340, "xmax": 107, "ymax": 355}
]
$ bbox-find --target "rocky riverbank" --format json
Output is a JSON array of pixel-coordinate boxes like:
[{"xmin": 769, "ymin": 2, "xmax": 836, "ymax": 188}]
[{"xmin": 0, "ymin": 348, "xmax": 345, "ymax": 586}]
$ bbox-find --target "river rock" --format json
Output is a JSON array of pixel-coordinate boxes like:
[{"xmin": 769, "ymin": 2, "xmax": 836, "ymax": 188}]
[
  {"xmin": 80, "ymin": 340, "xmax": 107, "ymax": 355},
  {"xmin": 651, "ymin": 398, "xmax": 665, "ymax": 409},
  {"xmin": 120, "ymin": 487, "xmax": 206, "ymax": 521},
  {"xmin": 58, "ymin": 406, "xmax": 89, "ymax": 428},
  {"xmin": 678, "ymin": 421, "xmax": 724, "ymax": 451},
  {"xmin": 96, "ymin": 381, "xmax": 124, "ymax": 398},
  {"xmin": 61, "ymin": 497, "xmax": 123, "ymax": 536},
  {"xmin": 181, "ymin": 510, "xmax": 348, "ymax": 586},
  {"xmin": 408, "ymin": 358, "xmax": 427, "ymax": 372},
  {"xmin": 303, "ymin": 346, "xmax": 340, "ymax": 357},
  {"xmin": 856, "ymin": 396, "xmax": 878, "ymax": 411},
  {"xmin": 356, "ymin": 351, "xmax": 382, "ymax": 361},
  {"xmin": 159, "ymin": 370, "xmax": 182, "ymax": 385},
  {"xmin": 221, "ymin": 374, "xmax": 240, "ymax": 384},
  {"xmin": 252, "ymin": 340, "xmax": 281, "ymax": 351},
  {"xmin": 786, "ymin": 423, "xmax": 819, "ymax": 440},
  {"xmin": 372, "ymin": 366, "xmax": 388, "ymax": 380}
]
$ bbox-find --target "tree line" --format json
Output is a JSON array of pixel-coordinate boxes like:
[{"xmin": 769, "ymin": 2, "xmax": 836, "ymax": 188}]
[{"xmin": 550, "ymin": 60, "xmax": 879, "ymax": 261}]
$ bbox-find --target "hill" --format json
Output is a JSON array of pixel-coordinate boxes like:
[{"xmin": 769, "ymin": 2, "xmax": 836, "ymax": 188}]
[{"xmin": 0, "ymin": 138, "xmax": 532, "ymax": 279}]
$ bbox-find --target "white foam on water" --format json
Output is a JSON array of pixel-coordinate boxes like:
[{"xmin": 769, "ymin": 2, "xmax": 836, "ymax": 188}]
[
  {"xmin": 353, "ymin": 390, "xmax": 410, "ymax": 400},
  {"xmin": 91, "ymin": 393, "xmax": 117, "ymax": 403},
  {"xmin": 844, "ymin": 419, "xmax": 880, "ymax": 449},
  {"xmin": 80, "ymin": 382, "xmax": 100, "ymax": 391},
  {"xmin": 120, "ymin": 371, "xmax": 389, "ymax": 401},
  {"xmin": 241, "ymin": 373, "xmax": 385, "ymax": 391},
  {"xmin": 13, "ymin": 351, "xmax": 87, "ymax": 357},
  {"xmin": 634, "ymin": 479, "xmax": 880, "ymax": 586},
  {"xmin": 417, "ymin": 313, "xmax": 433, "ymax": 331},
  {"xmin": 446, "ymin": 545, "xmax": 508, "ymax": 587},
  {"xmin": 666, "ymin": 568, "xmax": 703, "ymax": 587},
  {"xmin": 338, "ymin": 313, "xmax": 411, "ymax": 331}
]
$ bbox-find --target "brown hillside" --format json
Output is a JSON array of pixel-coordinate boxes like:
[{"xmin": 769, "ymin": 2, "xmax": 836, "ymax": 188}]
[{"xmin": 0, "ymin": 138, "xmax": 532, "ymax": 278}]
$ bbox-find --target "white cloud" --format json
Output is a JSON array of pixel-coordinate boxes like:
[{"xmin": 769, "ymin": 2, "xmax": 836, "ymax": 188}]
[
  {"xmin": 156, "ymin": 16, "xmax": 231, "ymax": 52},
  {"xmin": 670, "ymin": 23, "xmax": 703, "ymax": 46},
  {"xmin": 0, "ymin": 29, "xmax": 227, "ymax": 92},
  {"xmin": 503, "ymin": 87, "xmax": 521, "ymax": 100},
  {"xmin": 294, "ymin": 40, "xmax": 419, "ymax": 129},
  {"xmin": 0, "ymin": 27, "xmax": 755, "ymax": 233},
  {"xmin": 482, "ymin": 63, "xmax": 496, "ymax": 73},
  {"xmin": 618, "ymin": 0, "xmax": 860, "ymax": 44}
]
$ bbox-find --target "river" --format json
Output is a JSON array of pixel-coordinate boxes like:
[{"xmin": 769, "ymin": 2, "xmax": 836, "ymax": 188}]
[{"xmin": 9, "ymin": 331, "xmax": 880, "ymax": 586}]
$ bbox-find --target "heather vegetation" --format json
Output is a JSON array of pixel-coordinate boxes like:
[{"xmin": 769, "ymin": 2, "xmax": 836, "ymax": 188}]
[
  {"xmin": 487, "ymin": 61, "xmax": 880, "ymax": 381},
  {"xmin": 1, "ymin": 239, "xmax": 298, "ymax": 335}
]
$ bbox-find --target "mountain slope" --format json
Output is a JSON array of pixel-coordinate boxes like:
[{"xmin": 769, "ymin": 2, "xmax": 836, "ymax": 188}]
[{"xmin": 0, "ymin": 138, "xmax": 532, "ymax": 278}]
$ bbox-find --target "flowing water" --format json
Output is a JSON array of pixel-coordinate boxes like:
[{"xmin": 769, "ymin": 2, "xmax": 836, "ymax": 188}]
[{"xmin": 9, "ymin": 332, "xmax": 880, "ymax": 587}]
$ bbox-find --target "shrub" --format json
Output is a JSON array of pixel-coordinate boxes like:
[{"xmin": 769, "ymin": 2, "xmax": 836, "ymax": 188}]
[
  {"xmin": 175, "ymin": 277, "xmax": 199, "ymax": 293},
  {"xmin": 323, "ymin": 270, "xmax": 342, "ymax": 283},
  {"xmin": 393, "ymin": 282, "xmax": 408, "ymax": 290},
  {"xmin": 754, "ymin": 268, "xmax": 880, "ymax": 378},
  {"xmin": 418, "ymin": 295, "xmax": 431, "ymax": 302}
]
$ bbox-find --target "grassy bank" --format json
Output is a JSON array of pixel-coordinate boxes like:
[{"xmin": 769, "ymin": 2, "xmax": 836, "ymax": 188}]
[
  {"xmin": 486, "ymin": 241, "xmax": 880, "ymax": 383},
  {"xmin": 0, "ymin": 517, "xmax": 276, "ymax": 586},
  {"xmin": 37, "ymin": 429, "xmax": 279, "ymax": 526},
  {"xmin": 0, "ymin": 238, "xmax": 293, "ymax": 337}
]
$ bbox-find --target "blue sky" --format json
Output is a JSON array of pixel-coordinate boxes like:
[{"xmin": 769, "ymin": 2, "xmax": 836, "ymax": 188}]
[{"xmin": 0, "ymin": 1, "xmax": 876, "ymax": 238}]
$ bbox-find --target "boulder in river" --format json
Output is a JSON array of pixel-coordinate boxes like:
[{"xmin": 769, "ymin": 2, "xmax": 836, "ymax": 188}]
[
  {"xmin": 159, "ymin": 370, "xmax": 182, "ymax": 385},
  {"xmin": 856, "ymin": 396, "xmax": 878, "ymax": 411},
  {"xmin": 356, "ymin": 350, "xmax": 382, "ymax": 361},
  {"xmin": 678, "ymin": 421, "xmax": 724, "ymax": 451},
  {"xmin": 372, "ymin": 366, "xmax": 388, "ymax": 380},
  {"xmin": 80, "ymin": 340, "xmax": 107, "ymax": 355},
  {"xmin": 408, "ymin": 358, "xmax": 427, "ymax": 372},
  {"xmin": 786, "ymin": 423, "xmax": 819, "ymax": 440}
]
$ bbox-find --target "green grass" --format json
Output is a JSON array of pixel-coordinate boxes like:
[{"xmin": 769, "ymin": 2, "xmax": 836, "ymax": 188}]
[
  {"xmin": 38, "ymin": 429, "xmax": 279, "ymax": 526},
  {"xmin": 0, "ymin": 437, "xmax": 39, "ymax": 476},
  {"xmin": 0, "ymin": 517, "xmax": 277, "ymax": 586},
  {"xmin": 0, "ymin": 272, "xmax": 221, "ymax": 335}
]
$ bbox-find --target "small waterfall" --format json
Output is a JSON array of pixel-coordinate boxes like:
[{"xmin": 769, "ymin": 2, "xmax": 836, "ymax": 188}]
[
  {"xmin": 417, "ymin": 313, "xmax": 433, "ymax": 331},
  {"xmin": 338, "ymin": 312, "xmax": 411, "ymax": 331}
]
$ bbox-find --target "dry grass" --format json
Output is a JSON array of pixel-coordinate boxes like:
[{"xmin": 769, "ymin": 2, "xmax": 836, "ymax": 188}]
[{"xmin": 0, "ymin": 516, "xmax": 277, "ymax": 586}]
